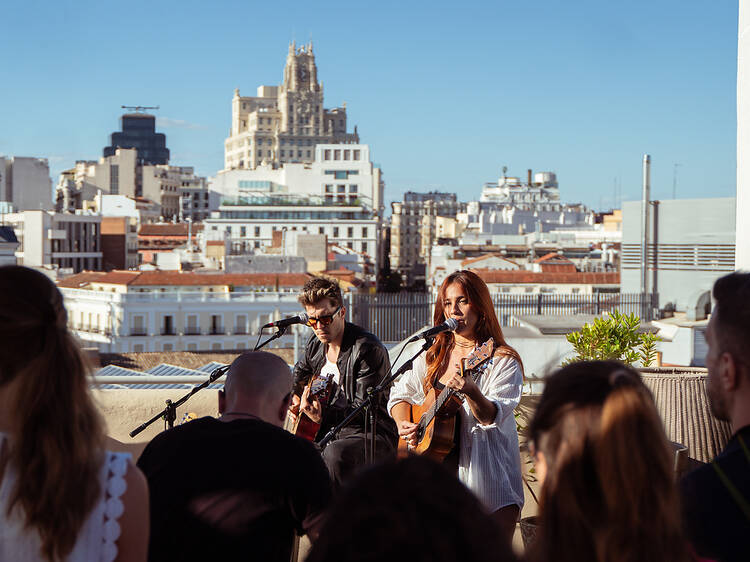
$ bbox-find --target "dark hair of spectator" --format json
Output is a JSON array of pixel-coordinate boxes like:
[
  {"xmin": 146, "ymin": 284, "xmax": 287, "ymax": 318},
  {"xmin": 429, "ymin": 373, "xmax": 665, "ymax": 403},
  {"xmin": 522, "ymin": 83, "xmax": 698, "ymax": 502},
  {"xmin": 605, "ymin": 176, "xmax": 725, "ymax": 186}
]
[
  {"xmin": 712, "ymin": 271, "xmax": 750, "ymax": 373},
  {"xmin": 526, "ymin": 360, "xmax": 692, "ymax": 562},
  {"xmin": 305, "ymin": 455, "xmax": 519, "ymax": 562}
]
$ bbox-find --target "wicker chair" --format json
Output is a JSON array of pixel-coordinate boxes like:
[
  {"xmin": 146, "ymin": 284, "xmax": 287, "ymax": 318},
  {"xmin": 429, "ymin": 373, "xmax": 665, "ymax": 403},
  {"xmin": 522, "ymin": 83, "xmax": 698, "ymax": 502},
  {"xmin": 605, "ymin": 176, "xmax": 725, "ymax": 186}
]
[{"xmin": 640, "ymin": 368, "xmax": 732, "ymax": 464}]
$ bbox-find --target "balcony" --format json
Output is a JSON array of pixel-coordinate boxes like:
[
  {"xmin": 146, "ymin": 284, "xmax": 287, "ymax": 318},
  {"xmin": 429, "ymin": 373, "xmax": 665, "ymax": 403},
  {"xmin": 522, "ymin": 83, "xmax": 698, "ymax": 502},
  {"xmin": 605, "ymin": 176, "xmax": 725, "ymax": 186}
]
[
  {"xmin": 209, "ymin": 327, "xmax": 226, "ymax": 335},
  {"xmin": 233, "ymin": 327, "xmax": 248, "ymax": 335},
  {"xmin": 160, "ymin": 328, "xmax": 176, "ymax": 336},
  {"xmin": 130, "ymin": 329, "xmax": 148, "ymax": 336},
  {"xmin": 184, "ymin": 327, "xmax": 202, "ymax": 336}
]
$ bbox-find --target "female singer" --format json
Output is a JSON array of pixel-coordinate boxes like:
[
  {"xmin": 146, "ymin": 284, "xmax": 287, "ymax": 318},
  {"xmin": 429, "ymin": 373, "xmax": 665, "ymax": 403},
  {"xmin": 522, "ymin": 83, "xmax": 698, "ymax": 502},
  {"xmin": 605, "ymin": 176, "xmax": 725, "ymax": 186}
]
[{"xmin": 388, "ymin": 270, "xmax": 525, "ymax": 541}]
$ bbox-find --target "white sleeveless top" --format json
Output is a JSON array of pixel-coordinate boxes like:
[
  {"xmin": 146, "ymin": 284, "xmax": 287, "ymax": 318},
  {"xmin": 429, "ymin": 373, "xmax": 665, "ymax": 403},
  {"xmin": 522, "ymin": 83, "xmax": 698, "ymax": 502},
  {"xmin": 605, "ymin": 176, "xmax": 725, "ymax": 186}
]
[{"xmin": 0, "ymin": 433, "xmax": 130, "ymax": 562}]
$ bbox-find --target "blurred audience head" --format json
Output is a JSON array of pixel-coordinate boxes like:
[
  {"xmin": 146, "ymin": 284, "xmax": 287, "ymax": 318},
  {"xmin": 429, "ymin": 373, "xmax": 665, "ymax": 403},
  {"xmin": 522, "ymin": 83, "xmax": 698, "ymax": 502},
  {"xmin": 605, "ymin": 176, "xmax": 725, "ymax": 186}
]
[
  {"xmin": 306, "ymin": 455, "xmax": 518, "ymax": 562},
  {"xmin": 527, "ymin": 360, "xmax": 691, "ymax": 562},
  {"xmin": 706, "ymin": 271, "xmax": 750, "ymax": 422},
  {"xmin": 0, "ymin": 265, "xmax": 104, "ymax": 561}
]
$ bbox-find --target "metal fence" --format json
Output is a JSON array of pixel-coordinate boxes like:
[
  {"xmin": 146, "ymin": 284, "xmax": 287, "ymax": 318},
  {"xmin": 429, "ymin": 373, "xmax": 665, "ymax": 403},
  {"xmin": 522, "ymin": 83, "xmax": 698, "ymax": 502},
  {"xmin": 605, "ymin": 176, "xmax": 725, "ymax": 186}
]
[{"xmin": 349, "ymin": 292, "xmax": 658, "ymax": 344}]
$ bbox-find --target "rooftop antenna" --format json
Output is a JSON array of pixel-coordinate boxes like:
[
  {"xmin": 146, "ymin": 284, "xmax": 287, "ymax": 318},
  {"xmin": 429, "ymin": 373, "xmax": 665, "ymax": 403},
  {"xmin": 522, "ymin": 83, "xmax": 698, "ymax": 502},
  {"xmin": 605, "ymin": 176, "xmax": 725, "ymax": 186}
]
[
  {"xmin": 121, "ymin": 105, "xmax": 160, "ymax": 113},
  {"xmin": 672, "ymin": 163, "xmax": 682, "ymax": 199}
]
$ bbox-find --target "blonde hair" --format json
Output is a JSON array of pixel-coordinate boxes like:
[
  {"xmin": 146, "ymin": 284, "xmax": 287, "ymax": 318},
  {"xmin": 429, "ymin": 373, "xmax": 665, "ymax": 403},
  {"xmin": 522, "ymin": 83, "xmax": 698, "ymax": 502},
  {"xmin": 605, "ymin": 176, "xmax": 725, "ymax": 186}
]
[{"xmin": 0, "ymin": 266, "xmax": 105, "ymax": 561}]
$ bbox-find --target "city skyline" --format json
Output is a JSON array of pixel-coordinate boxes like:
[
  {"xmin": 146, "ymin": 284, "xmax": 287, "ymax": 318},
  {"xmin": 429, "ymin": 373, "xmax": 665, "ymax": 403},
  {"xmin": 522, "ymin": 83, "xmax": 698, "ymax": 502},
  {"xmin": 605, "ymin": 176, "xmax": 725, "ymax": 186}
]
[{"xmin": 0, "ymin": 0, "xmax": 737, "ymax": 210}]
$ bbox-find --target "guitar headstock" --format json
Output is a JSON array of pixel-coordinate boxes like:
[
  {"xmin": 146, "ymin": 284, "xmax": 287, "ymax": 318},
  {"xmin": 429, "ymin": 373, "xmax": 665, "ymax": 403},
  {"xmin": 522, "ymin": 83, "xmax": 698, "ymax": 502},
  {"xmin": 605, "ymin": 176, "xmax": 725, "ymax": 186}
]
[
  {"xmin": 460, "ymin": 338, "xmax": 495, "ymax": 375},
  {"xmin": 310, "ymin": 373, "xmax": 334, "ymax": 398}
]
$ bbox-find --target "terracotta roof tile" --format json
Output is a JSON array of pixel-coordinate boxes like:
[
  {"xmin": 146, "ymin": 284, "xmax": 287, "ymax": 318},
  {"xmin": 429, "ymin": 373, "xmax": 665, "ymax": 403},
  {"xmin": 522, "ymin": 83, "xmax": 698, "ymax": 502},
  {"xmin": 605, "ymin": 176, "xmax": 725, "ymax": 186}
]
[
  {"xmin": 139, "ymin": 223, "xmax": 204, "ymax": 236},
  {"xmin": 460, "ymin": 254, "xmax": 518, "ymax": 267},
  {"xmin": 470, "ymin": 269, "xmax": 619, "ymax": 284},
  {"xmin": 88, "ymin": 271, "xmax": 312, "ymax": 288},
  {"xmin": 57, "ymin": 271, "xmax": 107, "ymax": 288},
  {"xmin": 534, "ymin": 252, "xmax": 573, "ymax": 265}
]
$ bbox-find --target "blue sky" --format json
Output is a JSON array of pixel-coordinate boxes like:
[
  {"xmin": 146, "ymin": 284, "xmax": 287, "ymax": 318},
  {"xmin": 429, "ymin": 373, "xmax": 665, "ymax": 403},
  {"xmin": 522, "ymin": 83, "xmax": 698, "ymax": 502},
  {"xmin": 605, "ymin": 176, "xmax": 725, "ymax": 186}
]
[{"xmin": 0, "ymin": 0, "xmax": 738, "ymax": 210}]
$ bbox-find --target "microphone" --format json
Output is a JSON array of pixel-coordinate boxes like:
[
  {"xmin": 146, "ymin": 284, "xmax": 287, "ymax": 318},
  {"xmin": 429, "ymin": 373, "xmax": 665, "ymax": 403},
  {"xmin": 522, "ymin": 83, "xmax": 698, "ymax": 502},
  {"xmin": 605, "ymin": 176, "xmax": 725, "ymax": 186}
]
[
  {"xmin": 407, "ymin": 318, "xmax": 459, "ymax": 343},
  {"xmin": 262, "ymin": 313, "xmax": 309, "ymax": 330}
]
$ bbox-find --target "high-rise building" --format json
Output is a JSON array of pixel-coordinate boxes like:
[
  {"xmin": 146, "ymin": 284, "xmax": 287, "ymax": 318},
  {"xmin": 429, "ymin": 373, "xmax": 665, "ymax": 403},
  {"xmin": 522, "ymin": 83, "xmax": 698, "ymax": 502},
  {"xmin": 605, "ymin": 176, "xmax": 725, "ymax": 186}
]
[
  {"xmin": 103, "ymin": 113, "xmax": 169, "ymax": 165},
  {"xmin": 390, "ymin": 191, "xmax": 463, "ymax": 286},
  {"xmin": 224, "ymin": 41, "xmax": 359, "ymax": 171},
  {"xmin": 0, "ymin": 156, "xmax": 53, "ymax": 211}
]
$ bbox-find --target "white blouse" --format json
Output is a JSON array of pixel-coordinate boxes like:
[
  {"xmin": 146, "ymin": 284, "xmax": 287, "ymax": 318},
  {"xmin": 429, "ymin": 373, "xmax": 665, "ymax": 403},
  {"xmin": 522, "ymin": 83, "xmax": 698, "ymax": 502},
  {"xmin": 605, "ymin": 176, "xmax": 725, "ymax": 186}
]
[
  {"xmin": 387, "ymin": 353, "xmax": 525, "ymax": 512},
  {"xmin": 0, "ymin": 432, "xmax": 130, "ymax": 562}
]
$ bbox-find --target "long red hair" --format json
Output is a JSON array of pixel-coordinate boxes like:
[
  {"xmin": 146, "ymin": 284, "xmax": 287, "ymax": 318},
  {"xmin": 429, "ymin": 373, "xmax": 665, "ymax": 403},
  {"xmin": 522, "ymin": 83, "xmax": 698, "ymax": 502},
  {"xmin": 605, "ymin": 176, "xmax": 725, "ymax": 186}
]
[{"xmin": 425, "ymin": 270, "xmax": 522, "ymax": 387}]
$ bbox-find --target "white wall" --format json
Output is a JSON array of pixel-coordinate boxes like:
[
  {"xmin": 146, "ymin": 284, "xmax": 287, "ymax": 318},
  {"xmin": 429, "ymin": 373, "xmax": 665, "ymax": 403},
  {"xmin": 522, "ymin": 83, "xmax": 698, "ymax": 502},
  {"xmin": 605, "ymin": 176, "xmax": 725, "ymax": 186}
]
[{"xmin": 737, "ymin": 2, "xmax": 750, "ymax": 269}]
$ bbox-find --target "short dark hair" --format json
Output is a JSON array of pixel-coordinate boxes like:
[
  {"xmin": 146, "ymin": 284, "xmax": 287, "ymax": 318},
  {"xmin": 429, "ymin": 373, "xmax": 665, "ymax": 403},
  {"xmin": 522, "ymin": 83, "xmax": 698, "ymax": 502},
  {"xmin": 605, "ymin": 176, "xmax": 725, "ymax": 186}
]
[
  {"xmin": 298, "ymin": 276, "xmax": 343, "ymax": 309},
  {"xmin": 712, "ymin": 272, "xmax": 750, "ymax": 369},
  {"xmin": 306, "ymin": 456, "xmax": 518, "ymax": 562}
]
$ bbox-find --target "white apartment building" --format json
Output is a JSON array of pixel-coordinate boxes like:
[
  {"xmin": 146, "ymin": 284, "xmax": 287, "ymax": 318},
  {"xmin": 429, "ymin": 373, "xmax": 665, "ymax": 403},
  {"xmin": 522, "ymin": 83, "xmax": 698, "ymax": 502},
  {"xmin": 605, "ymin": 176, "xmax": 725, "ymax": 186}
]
[
  {"xmin": 4, "ymin": 210, "xmax": 102, "ymax": 273},
  {"xmin": 58, "ymin": 270, "xmax": 313, "ymax": 352},
  {"xmin": 224, "ymin": 41, "xmax": 358, "ymax": 171},
  {"xmin": 207, "ymin": 144, "xmax": 383, "ymax": 271},
  {"xmin": 1, "ymin": 156, "xmax": 53, "ymax": 211}
]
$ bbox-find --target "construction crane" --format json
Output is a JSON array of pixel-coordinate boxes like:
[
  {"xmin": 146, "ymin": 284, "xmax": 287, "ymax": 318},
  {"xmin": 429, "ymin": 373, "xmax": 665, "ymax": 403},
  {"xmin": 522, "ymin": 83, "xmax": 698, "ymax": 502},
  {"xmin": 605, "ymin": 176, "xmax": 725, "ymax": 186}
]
[{"xmin": 121, "ymin": 105, "xmax": 160, "ymax": 113}]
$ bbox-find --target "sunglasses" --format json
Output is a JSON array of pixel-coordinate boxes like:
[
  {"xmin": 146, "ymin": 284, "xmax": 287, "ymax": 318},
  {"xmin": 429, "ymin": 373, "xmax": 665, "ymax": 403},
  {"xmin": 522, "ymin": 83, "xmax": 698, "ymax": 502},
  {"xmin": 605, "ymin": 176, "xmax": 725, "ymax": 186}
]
[{"xmin": 306, "ymin": 306, "xmax": 342, "ymax": 328}]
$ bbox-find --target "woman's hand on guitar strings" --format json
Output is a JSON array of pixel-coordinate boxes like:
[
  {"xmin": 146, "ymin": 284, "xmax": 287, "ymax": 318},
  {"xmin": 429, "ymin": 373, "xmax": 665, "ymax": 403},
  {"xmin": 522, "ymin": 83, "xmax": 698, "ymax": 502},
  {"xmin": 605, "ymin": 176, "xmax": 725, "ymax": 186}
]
[
  {"xmin": 397, "ymin": 420, "xmax": 418, "ymax": 448},
  {"xmin": 446, "ymin": 365, "xmax": 480, "ymax": 399},
  {"xmin": 300, "ymin": 385, "xmax": 323, "ymax": 424}
]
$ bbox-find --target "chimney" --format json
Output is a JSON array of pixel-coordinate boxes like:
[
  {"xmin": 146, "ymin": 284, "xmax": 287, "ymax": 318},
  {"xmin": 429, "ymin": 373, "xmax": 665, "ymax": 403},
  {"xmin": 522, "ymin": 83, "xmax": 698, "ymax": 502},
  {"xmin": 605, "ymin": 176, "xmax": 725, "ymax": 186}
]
[{"xmin": 527, "ymin": 169, "xmax": 532, "ymax": 186}]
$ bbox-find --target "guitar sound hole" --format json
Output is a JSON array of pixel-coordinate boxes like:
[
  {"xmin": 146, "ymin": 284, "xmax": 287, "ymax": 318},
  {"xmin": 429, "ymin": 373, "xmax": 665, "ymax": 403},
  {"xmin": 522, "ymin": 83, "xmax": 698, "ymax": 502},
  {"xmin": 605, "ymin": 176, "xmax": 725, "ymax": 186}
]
[{"xmin": 415, "ymin": 421, "xmax": 425, "ymax": 443}]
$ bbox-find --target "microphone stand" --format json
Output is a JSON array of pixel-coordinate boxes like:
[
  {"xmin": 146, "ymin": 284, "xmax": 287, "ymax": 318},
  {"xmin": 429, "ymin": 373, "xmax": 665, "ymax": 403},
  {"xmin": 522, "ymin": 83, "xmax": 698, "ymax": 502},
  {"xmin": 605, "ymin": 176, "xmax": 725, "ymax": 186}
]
[
  {"xmin": 254, "ymin": 325, "xmax": 289, "ymax": 351},
  {"xmin": 318, "ymin": 338, "xmax": 434, "ymax": 455},
  {"xmin": 129, "ymin": 364, "xmax": 229, "ymax": 438}
]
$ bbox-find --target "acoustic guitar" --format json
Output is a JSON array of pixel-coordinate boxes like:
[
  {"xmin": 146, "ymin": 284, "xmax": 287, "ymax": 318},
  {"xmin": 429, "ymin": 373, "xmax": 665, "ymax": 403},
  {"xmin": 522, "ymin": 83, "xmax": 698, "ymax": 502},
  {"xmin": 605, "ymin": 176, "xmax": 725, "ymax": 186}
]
[
  {"xmin": 285, "ymin": 371, "xmax": 335, "ymax": 441},
  {"xmin": 398, "ymin": 338, "xmax": 494, "ymax": 461}
]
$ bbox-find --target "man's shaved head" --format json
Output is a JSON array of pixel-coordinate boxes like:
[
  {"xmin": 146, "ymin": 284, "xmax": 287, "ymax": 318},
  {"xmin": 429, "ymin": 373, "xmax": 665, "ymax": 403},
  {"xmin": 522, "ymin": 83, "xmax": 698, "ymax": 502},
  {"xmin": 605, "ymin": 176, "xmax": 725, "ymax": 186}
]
[{"xmin": 220, "ymin": 352, "xmax": 293, "ymax": 425}]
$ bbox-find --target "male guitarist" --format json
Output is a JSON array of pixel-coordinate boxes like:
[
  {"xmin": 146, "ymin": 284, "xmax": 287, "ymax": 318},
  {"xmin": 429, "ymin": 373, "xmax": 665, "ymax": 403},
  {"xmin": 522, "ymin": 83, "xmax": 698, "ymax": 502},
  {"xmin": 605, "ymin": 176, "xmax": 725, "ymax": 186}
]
[{"xmin": 289, "ymin": 276, "xmax": 398, "ymax": 486}]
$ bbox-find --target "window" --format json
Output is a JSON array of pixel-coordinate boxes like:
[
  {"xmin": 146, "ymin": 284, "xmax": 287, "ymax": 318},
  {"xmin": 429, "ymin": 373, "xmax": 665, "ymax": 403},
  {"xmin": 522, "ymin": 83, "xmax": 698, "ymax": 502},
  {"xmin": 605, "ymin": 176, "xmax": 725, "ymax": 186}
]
[
  {"xmin": 298, "ymin": 150, "xmax": 302, "ymax": 157},
  {"xmin": 347, "ymin": 227, "xmax": 353, "ymax": 238},
  {"xmin": 325, "ymin": 184, "xmax": 333, "ymax": 193},
  {"xmin": 344, "ymin": 150, "xmax": 350, "ymax": 160},
  {"xmin": 347, "ymin": 242, "xmax": 353, "ymax": 249},
  {"xmin": 319, "ymin": 227, "xmax": 325, "ymax": 234},
  {"xmin": 324, "ymin": 149, "xmax": 331, "ymax": 160},
  {"xmin": 254, "ymin": 226, "xmax": 260, "ymax": 237},
  {"xmin": 353, "ymin": 149, "xmax": 360, "ymax": 160},
  {"xmin": 362, "ymin": 227, "xmax": 368, "ymax": 237},
  {"xmin": 162, "ymin": 343, "xmax": 173, "ymax": 351},
  {"xmin": 110, "ymin": 164, "xmax": 119, "ymax": 195},
  {"xmin": 240, "ymin": 226, "xmax": 246, "ymax": 237},
  {"xmin": 334, "ymin": 149, "xmax": 341, "ymax": 160},
  {"xmin": 306, "ymin": 150, "xmax": 311, "ymax": 157},
  {"xmin": 337, "ymin": 185, "xmax": 346, "ymax": 193},
  {"xmin": 254, "ymin": 240, "xmax": 260, "ymax": 248},
  {"xmin": 349, "ymin": 184, "xmax": 358, "ymax": 193},
  {"xmin": 187, "ymin": 343, "xmax": 197, "ymax": 351},
  {"xmin": 211, "ymin": 342, "xmax": 223, "ymax": 350},
  {"xmin": 361, "ymin": 241, "xmax": 367, "ymax": 252},
  {"xmin": 133, "ymin": 344, "xmax": 144, "ymax": 352},
  {"xmin": 280, "ymin": 150, "xmax": 285, "ymax": 157},
  {"xmin": 333, "ymin": 227, "xmax": 339, "ymax": 238}
]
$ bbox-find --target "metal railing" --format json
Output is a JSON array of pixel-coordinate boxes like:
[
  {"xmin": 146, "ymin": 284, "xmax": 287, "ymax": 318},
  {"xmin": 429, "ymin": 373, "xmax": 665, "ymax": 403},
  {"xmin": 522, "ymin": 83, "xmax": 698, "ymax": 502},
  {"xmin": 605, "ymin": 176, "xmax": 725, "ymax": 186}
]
[{"xmin": 349, "ymin": 292, "xmax": 658, "ymax": 343}]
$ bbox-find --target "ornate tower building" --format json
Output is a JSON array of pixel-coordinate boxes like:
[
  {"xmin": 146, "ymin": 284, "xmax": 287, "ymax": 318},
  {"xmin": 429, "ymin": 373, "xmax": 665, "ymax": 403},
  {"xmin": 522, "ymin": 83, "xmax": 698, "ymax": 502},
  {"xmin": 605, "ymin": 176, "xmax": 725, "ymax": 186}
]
[{"xmin": 224, "ymin": 42, "xmax": 359, "ymax": 170}]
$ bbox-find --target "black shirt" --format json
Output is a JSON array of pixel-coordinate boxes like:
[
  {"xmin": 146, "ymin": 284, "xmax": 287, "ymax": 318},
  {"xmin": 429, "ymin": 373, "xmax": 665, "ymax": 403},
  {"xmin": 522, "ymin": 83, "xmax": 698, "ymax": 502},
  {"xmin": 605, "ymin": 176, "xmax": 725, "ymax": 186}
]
[
  {"xmin": 137, "ymin": 416, "xmax": 332, "ymax": 562},
  {"xmin": 681, "ymin": 424, "xmax": 750, "ymax": 562}
]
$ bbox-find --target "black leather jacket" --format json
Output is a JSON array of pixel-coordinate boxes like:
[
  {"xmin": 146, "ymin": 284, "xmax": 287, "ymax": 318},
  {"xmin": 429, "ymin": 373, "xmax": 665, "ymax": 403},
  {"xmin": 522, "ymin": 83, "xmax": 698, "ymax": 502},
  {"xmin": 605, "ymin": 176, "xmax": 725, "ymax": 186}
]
[{"xmin": 293, "ymin": 322, "xmax": 398, "ymax": 444}]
